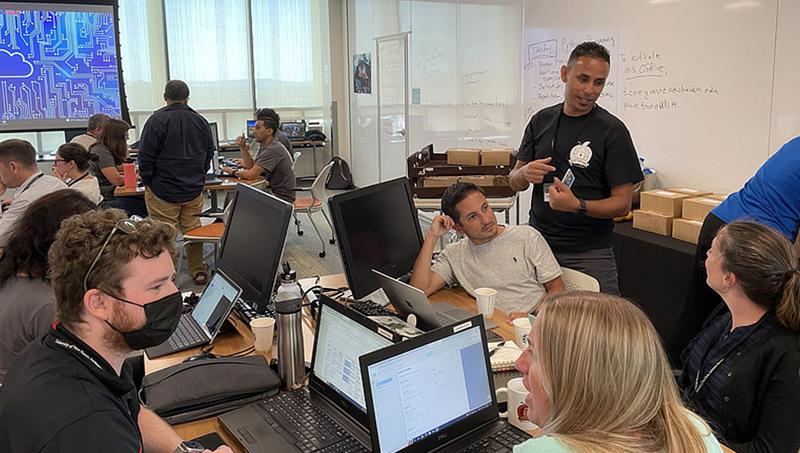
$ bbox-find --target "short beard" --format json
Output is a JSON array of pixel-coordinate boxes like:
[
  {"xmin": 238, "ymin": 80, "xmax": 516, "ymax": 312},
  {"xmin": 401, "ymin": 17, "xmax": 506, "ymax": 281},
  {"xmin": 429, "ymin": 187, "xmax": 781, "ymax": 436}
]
[{"xmin": 103, "ymin": 300, "xmax": 139, "ymax": 355}]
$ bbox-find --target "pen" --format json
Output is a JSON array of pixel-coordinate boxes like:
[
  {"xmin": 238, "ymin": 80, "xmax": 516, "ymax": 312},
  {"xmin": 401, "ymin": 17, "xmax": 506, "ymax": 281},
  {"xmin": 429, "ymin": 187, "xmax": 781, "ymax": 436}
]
[{"xmin": 488, "ymin": 341, "xmax": 506, "ymax": 358}]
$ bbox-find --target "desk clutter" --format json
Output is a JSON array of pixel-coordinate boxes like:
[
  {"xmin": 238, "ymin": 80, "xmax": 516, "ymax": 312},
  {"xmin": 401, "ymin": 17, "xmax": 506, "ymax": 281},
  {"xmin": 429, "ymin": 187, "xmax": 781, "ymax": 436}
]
[
  {"xmin": 407, "ymin": 144, "xmax": 516, "ymax": 198},
  {"xmin": 633, "ymin": 187, "xmax": 729, "ymax": 243}
]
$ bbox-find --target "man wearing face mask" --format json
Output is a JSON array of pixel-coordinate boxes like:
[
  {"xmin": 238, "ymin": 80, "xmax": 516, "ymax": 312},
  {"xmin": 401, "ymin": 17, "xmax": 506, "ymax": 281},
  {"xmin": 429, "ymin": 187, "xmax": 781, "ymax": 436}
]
[{"xmin": 0, "ymin": 209, "xmax": 231, "ymax": 453}]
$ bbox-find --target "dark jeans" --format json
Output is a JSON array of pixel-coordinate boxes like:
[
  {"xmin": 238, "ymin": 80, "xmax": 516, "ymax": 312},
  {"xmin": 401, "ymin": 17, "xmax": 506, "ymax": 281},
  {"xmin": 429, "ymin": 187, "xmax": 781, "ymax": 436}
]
[
  {"xmin": 553, "ymin": 247, "xmax": 620, "ymax": 296},
  {"xmin": 666, "ymin": 212, "xmax": 727, "ymax": 367}
]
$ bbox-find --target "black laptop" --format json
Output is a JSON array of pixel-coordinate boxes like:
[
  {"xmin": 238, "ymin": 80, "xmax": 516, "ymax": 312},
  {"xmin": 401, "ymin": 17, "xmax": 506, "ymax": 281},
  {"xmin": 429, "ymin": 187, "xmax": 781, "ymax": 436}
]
[
  {"xmin": 281, "ymin": 121, "xmax": 307, "ymax": 142},
  {"xmin": 145, "ymin": 270, "xmax": 242, "ymax": 359},
  {"xmin": 218, "ymin": 295, "xmax": 402, "ymax": 453},
  {"xmin": 360, "ymin": 316, "xmax": 531, "ymax": 453}
]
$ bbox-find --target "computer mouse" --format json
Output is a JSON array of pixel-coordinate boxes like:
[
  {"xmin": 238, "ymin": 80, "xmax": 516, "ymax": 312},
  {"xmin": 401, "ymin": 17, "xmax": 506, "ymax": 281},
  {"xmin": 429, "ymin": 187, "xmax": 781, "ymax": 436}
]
[{"xmin": 182, "ymin": 351, "xmax": 214, "ymax": 363}]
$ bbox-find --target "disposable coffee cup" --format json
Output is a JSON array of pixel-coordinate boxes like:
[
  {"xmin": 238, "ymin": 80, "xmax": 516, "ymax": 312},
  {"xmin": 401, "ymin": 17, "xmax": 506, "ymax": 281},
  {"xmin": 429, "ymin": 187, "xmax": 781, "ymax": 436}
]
[
  {"xmin": 250, "ymin": 317, "xmax": 276, "ymax": 352},
  {"xmin": 475, "ymin": 287, "xmax": 497, "ymax": 319},
  {"xmin": 496, "ymin": 377, "xmax": 538, "ymax": 431},
  {"xmin": 513, "ymin": 317, "xmax": 532, "ymax": 349}
]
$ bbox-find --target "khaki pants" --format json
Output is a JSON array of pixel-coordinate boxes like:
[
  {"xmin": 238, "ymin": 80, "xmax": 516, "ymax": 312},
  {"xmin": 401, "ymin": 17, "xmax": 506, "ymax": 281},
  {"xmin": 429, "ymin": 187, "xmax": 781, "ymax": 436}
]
[{"xmin": 145, "ymin": 188, "xmax": 205, "ymax": 277}]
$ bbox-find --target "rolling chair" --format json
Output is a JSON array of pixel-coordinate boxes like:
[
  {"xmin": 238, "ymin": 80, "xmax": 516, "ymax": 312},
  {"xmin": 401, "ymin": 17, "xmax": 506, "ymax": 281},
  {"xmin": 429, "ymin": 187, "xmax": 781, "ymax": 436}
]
[
  {"xmin": 292, "ymin": 161, "xmax": 336, "ymax": 257},
  {"xmin": 560, "ymin": 267, "xmax": 601, "ymax": 292}
]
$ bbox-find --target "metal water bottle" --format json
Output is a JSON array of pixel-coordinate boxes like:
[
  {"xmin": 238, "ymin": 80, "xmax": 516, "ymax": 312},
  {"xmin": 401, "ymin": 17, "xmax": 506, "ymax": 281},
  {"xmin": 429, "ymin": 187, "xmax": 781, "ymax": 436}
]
[{"xmin": 276, "ymin": 263, "xmax": 304, "ymax": 390}]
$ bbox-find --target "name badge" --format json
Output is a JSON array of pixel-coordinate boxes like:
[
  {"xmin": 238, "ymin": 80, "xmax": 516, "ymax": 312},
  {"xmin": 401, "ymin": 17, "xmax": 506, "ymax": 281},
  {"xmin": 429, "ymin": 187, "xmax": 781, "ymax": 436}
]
[{"xmin": 543, "ymin": 183, "xmax": 553, "ymax": 202}]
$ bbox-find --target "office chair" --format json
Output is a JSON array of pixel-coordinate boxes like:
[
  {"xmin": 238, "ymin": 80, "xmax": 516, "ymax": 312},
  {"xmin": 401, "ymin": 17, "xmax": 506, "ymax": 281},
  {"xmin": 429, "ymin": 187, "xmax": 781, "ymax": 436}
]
[
  {"xmin": 560, "ymin": 267, "xmax": 601, "ymax": 292},
  {"xmin": 292, "ymin": 161, "xmax": 336, "ymax": 257}
]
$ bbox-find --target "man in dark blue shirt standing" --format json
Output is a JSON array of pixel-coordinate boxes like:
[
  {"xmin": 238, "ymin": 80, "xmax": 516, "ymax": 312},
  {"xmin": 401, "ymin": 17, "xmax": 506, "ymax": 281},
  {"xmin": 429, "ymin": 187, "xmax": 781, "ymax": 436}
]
[{"xmin": 138, "ymin": 80, "xmax": 214, "ymax": 285}]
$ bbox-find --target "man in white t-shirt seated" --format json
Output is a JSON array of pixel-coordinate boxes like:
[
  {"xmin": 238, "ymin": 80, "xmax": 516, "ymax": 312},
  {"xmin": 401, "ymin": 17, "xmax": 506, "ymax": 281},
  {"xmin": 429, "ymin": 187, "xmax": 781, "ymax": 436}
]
[{"xmin": 410, "ymin": 182, "xmax": 565, "ymax": 319}]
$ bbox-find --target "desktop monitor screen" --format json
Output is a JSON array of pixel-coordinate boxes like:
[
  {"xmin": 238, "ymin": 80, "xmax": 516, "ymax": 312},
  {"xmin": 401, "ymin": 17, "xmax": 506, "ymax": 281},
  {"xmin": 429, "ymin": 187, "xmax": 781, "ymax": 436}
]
[
  {"xmin": 246, "ymin": 120, "xmax": 256, "ymax": 141},
  {"xmin": 328, "ymin": 177, "xmax": 423, "ymax": 300},
  {"xmin": 0, "ymin": 2, "xmax": 130, "ymax": 132},
  {"xmin": 217, "ymin": 184, "xmax": 294, "ymax": 304},
  {"xmin": 281, "ymin": 121, "xmax": 306, "ymax": 139},
  {"xmin": 208, "ymin": 122, "xmax": 220, "ymax": 173}
]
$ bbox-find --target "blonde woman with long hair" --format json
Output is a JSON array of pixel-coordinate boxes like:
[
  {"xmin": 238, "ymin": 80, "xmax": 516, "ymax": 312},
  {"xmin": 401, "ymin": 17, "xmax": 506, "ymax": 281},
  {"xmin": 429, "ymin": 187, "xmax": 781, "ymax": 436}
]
[
  {"xmin": 514, "ymin": 291, "xmax": 722, "ymax": 453},
  {"xmin": 680, "ymin": 221, "xmax": 800, "ymax": 453}
]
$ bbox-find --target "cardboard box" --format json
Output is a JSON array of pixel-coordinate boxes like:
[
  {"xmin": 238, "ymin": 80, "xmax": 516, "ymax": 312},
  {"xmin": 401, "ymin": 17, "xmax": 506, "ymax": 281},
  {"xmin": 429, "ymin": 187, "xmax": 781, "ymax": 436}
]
[
  {"xmin": 633, "ymin": 210, "xmax": 674, "ymax": 236},
  {"xmin": 665, "ymin": 187, "xmax": 713, "ymax": 198},
  {"xmin": 673, "ymin": 218, "xmax": 704, "ymax": 244},
  {"xmin": 422, "ymin": 176, "xmax": 460, "ymax": 188},
  {"xmin": 494, "ymin": 175, "xmax": 510, "ymax": 187},
  {"xmin": 708, "ymin": 193, "xmax": 730, "ymax": 201},
  {"xmin": 480, "ymin": 149, "xmax": 513, "ymax": 166},
  {"xmin": 447, "ymin": 148, "xmax": 480, "ymax": 166},
  {"xmin": 682, "ymin": 197, "xmax": 723, "ymax": 221},
  {"xmin": 459, "ymin": 175, "xmax": 494, "ymax": 187},
  {"xmin": 640, "ymin": 190, "xmax": 691, "ymax": 217}
]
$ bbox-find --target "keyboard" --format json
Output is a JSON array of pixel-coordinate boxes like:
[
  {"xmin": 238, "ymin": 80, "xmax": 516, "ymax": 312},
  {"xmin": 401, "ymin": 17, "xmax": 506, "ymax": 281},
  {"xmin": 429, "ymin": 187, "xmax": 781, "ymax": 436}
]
[
  {"xmin": 167, "ymin": 315, "xmax": 208, "ymax": 349},
  {"xmin": 233, "ymin": 299, "xmax": 276, "ymax": 325},
  {"xmin": 258, "ymin": 388, "xmax": 365, "ymax": 453},
  {"xmin": 348, "ymin": 300, "xmax": 404, "ymax": 320},
  {"xmin": 462, "ymin": 425, "xmax": 530, "ymax": 453}
]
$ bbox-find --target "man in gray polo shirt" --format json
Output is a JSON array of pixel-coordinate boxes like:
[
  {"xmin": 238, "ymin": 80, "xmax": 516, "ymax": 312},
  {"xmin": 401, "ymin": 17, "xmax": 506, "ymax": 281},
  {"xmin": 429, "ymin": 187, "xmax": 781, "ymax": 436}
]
[{"xmin": 410, "ymin": 182, "xmax": 565, "ymax": 317}]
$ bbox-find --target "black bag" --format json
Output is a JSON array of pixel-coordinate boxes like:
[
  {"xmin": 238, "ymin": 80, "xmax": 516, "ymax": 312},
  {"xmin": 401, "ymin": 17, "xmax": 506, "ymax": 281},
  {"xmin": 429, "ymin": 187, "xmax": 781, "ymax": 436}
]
[
  {"xmin": 140, "ymin": 355, "xmax": 281, "ymax": 425},
  {"xmin": 325, "ymin": 156, "xmax": 355, "ymax": 190}
]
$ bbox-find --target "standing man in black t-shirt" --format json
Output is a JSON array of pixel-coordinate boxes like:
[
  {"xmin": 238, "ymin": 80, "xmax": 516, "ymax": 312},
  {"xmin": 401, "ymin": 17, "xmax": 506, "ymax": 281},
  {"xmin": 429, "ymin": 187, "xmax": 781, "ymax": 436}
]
[{"xmin": 509, "ymin": 42, "xmax": 642, "ymax": 295}]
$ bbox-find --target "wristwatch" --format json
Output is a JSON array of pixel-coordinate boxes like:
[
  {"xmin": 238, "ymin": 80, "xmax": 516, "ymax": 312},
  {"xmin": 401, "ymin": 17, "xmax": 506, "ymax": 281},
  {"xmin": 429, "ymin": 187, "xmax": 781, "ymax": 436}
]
[
  {"xmin": 576, "ymin": 198, "xmax": 587, "ymax": 216},
  {"xmin": 173, "ymin": 441, "xmax": 205, "ymax": 453}
]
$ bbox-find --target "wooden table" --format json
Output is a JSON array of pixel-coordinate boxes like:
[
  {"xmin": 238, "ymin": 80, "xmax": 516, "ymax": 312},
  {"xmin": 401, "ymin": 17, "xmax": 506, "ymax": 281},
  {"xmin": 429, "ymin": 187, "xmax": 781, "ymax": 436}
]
[{"xmin": 144, "ymin": 274, "xmax": 513, "ymax": 449}]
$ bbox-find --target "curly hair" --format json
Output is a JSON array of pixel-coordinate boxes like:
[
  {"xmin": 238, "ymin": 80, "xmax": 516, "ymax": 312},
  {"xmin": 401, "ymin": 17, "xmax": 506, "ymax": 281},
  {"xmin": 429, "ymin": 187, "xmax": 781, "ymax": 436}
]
[
  {"xmin": 49, "ymin": 208, "xmax": 177, "ymax": 330},
  {"xmin": 0, "ymin": 190, "xmax": 96, "ymax": 288},
  {"xmin": 568, "ymin": 41, "xmax": 611, "ymax": 67}
]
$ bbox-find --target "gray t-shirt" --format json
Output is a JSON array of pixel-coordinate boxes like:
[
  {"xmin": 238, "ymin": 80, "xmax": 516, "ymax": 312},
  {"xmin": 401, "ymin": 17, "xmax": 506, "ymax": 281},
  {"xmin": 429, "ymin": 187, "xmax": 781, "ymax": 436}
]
[
  {"xmin": 255, "ymin": 139, "xmax": 296, "ymax": 203},
  {"xmin": 0, "ymin": 277, "xmax": 56, "ymax": 384},
  {"xmin": 431, "ymin": 224, "xmax": 562, "ymax": 314},
  {"xmin": 88, "ymin": 145, "xmax": 120, "ymax": 199}
]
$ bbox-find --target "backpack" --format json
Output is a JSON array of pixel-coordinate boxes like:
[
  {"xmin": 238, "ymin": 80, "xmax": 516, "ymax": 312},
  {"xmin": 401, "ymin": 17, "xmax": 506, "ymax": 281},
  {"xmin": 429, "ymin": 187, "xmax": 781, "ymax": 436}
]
[{"xmin": 325, "ymin": 156, "xmax": 355, "ymax": 190}]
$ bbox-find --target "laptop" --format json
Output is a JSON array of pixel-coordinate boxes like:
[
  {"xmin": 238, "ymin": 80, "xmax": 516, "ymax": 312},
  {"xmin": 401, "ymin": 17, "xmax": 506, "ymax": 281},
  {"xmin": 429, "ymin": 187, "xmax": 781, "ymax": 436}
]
[
  {"xmin": 218, "ymin": 295, "xmax": 401, "ymax": 453},
  {"xmin": 145, "ymin": 270, "xmax": 242, "ymax": 359},
  {"xmin": 360, "ymin": 316, "xmax": 531, "ymax": 453},
  {"xmin": 206, "ymin": 122, "xmax": 222, "ymax": 183},
  {"xmin": 372, "ymin": 269, "xmax": 499, "ymax": 331},
  {"xmin": 281, "ymin": 121, "xmax": 307, "ymax": 142}
]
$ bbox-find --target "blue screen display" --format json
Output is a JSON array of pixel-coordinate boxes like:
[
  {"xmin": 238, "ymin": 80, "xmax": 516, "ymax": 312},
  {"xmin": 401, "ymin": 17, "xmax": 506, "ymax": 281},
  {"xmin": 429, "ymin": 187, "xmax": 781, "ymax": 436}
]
[{"xmin": 0, "ymin": 3, "xmax": 123, "ymax": 132}]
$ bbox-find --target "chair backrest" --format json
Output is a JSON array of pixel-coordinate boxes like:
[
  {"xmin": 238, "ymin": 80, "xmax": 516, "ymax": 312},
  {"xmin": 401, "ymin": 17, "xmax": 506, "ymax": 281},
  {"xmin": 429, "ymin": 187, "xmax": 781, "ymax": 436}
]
[
  {"xmin": 560, "ymin": 267, "xmax": 600, "ymax": 292},
  {"xmin": 291, "ymin": 151, "xmax": 302, "ymax": 171},
  {"xmin": 310, "ymin": 161, "xmax": 336, "ymax": 202}
]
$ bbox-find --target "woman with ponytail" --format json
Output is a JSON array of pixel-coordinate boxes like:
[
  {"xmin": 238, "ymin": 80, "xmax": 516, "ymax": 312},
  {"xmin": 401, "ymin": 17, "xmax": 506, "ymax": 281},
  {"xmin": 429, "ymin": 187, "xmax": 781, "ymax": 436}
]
[
  {"xmin": 681, "ymin": 221, "xmax": 800, "ymax": 453},
  {"xmin": 514, "ymin": 291, "xmax": 723, "ymax": 453}
]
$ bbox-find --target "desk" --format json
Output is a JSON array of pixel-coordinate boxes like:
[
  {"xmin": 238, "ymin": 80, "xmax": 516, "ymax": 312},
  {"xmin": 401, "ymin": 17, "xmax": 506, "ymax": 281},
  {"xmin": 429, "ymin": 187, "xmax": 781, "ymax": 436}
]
[
  {"xmin": 145, "ymin": 274, "xmax": 513, "ymax": 450},
  {"xmin": 113, "ymin": 177, "xmax": 265, "ymax": 216},
  {"xmin": 220, "ymin": 140, "xmax": 327, "ymax": 181}
]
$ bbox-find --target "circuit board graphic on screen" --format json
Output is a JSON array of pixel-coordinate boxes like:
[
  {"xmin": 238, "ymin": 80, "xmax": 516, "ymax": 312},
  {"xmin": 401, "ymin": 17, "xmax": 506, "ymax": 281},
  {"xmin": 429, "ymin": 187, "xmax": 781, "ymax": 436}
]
[{"xmin": 0, "ymin": 3, "xmax": 124, "ymax": 132}]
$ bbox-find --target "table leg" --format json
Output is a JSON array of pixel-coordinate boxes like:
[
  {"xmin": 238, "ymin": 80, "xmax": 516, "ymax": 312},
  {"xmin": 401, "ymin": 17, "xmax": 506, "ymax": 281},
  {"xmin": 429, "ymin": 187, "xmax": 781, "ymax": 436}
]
[{"xmin": 197, "ymin": 189, "xmax": 224, "ymax": 216}]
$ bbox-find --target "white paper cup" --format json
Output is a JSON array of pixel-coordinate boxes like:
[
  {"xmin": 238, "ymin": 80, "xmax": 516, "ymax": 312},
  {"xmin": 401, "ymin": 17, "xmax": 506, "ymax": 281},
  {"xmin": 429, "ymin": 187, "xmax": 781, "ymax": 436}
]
[
  {"xmin": 475, "ymin": 287, "xmax": 497, "ymax": 319},
  {"xmin": 513, "ymin": 317, "xmax": 532, "ymax": 349},
  {"xmin": 250, "ymin": 317, "xmax": 275, "ymax": 352},
  {"xmin": 496, "ymin": 377, "xmax": 538, "ymax": 431}
]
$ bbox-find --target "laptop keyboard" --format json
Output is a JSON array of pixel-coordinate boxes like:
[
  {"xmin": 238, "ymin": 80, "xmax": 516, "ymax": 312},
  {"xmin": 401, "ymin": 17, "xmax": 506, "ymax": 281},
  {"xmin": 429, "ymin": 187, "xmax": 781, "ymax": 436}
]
[
  {"xmin": 166, "ymin": 315, "xmax": 207, "ymax": 349},
  {"xmin": 348, "ymin": 300, "xmax": 404, "ymax": 320},
  {"xmin": 258, "ymin": 387, "xmax": 363, "ymax": 453},
  {"xmin": 463, "ymin": 425, "xmax": 531, "ymax": 453},
  {"xmin": 234, "ymin": 299, "xmax": 276, "ymax": 324}
]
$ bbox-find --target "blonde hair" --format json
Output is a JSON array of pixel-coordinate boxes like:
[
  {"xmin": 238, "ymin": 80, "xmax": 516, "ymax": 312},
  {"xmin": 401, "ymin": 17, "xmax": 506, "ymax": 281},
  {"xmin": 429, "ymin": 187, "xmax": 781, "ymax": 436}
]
[{"xmin": 533, "ymin": 291, "xmax": 711, "ymax": 453}]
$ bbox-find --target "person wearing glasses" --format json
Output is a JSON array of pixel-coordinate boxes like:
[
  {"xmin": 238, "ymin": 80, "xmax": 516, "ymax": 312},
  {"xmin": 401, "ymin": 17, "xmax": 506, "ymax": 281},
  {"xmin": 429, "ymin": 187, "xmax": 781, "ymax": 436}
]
[
  {"xmin": 679, "ymin": 221, "xmax": 800, "ymax": 453},
  {"xmin": 0, "ymin": 189, "xmax": 96, "ymax": 383},
  {"xmin": 0, "ymin": 139, "xmax": 66, "ymax": 248},
  {"xmin": 0, "ymin": 209, "xmax": 231, "ymax": 453},
  {"xmin": 52, "ymin": 143, "xmax": 102, "ymax": 204},
  {"xmin": 514, "ymin": 291, "xmax": 723, "ymax": 453}
]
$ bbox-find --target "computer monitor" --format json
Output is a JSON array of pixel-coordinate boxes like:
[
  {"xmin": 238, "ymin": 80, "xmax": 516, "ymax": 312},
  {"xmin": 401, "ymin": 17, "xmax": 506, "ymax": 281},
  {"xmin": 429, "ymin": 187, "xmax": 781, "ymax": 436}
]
[
  {"xmin": 216, "ymin": 184, "xmax": 294, "ymax": 307},
  {"xmin": 208, "ymin": 122, "xmax": 220, "ymax": 174},
  {"xmin": 281, "ymin": 121, "xmax": 307, "ymax": 139},
  {"xmin": 246, "ymin": 120, "xmax": 256, "ymax": 142},
  {"xmin": 328, "ymin": 177, "xmax": 423, "ymax": 300}
]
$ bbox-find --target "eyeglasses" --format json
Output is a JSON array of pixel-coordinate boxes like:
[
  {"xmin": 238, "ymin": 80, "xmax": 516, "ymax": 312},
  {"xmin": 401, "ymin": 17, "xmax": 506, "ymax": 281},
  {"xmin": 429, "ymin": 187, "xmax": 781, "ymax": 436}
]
[
  {"xmin": 54, "ymin": 159, "xmax": 70, "ymax": 163},
  {"xmin": 83, "ymin": 216, "xmax": 144, "ymax": 292}
]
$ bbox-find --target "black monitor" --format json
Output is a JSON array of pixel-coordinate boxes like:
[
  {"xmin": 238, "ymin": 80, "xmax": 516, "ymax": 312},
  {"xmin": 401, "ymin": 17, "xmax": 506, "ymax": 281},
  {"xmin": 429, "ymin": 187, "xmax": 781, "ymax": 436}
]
[
  {"xmin": 328, "ymin": 177, "xmax": 423, "ymax": 300},
  {"xmin": 217, "ymin": 184, "xmax": 294, "ymax": 307}
]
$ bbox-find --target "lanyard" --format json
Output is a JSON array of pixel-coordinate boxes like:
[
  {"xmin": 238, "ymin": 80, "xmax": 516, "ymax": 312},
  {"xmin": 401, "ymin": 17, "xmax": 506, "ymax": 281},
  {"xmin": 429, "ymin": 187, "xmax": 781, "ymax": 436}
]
[
  {"xmin": 18, "ymin": 173, "xmax": 44, "ymax": 194},
  {"xmin": 693, "ymin": 315, "xmax": 763, "ymax": 394},
  {"xmin": 549, "ymin": 104, "xmax": 594, "ymax": 170},
  {"xmin": 67, "ymin": 172, "xmax": 90, "ymax": 187}
]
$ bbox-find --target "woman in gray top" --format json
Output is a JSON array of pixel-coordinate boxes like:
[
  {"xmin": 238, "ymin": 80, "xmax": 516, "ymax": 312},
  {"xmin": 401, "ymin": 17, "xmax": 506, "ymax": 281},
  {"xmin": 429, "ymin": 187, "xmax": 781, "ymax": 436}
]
[
  {"xmin": 88, "ymin": 119, "xmax": 147, "ymax": 217},
  {"xmin": 0, "ymin": 190, "xmax": 95, "ymax": 383}
]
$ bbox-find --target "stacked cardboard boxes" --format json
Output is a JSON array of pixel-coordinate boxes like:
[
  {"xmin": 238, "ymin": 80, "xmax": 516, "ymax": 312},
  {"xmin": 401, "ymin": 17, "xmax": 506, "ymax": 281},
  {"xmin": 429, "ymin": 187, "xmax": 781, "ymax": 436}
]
[{"xmin": 633, "ymin": 187, "xmax": 726, "ymax": 244}]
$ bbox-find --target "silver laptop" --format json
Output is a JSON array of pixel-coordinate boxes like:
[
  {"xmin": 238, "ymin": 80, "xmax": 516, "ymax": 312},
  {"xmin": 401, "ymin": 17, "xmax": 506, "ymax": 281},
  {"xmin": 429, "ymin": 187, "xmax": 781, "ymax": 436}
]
[{"xmin": 372, "ymin": 269, "xmax": 499, "ymax": 331}]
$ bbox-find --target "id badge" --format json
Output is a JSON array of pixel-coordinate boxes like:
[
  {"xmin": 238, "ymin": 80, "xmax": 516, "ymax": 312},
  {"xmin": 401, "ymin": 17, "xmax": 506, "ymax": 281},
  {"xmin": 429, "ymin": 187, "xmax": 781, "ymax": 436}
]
[{"xmin": 543, "ymin": 183, "xmax": 553, "ymax": 202}]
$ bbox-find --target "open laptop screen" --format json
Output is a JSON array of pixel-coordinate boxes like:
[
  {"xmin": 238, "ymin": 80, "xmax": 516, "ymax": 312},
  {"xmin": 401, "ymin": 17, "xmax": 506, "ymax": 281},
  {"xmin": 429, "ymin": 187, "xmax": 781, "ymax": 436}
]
[
  {"xmin": 364, "ymin": 323, "xmax": 493, "ymax": 453},
  {"xmin": 191, "ymin": 271, "xmax": 241, "ymax": 337},
  {"xmin": 313, "ymin": 302, "xmax": 393, "ymax": 412}
]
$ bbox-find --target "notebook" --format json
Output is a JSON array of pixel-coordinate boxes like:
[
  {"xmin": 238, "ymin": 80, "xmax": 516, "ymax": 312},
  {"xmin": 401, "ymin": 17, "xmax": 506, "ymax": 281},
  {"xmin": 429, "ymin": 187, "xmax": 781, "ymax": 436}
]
[{"xmin": 489, "ymin": 341, "xmax": 523, "ymax": 372}]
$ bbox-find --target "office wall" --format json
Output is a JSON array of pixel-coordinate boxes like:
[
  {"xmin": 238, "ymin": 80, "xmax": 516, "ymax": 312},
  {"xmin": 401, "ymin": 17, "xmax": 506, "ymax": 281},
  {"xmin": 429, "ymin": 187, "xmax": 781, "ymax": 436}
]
[{"xmin": 346, "ymin": 0, "xmax": 799, "ymax": 223}]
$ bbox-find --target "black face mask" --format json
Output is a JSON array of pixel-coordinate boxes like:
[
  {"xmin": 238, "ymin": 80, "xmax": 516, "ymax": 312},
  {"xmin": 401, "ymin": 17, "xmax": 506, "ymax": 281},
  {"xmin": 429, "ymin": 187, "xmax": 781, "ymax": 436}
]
[{"xmin": 105, "ymin": 291, "xmax": 183, "ymax": 350}]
